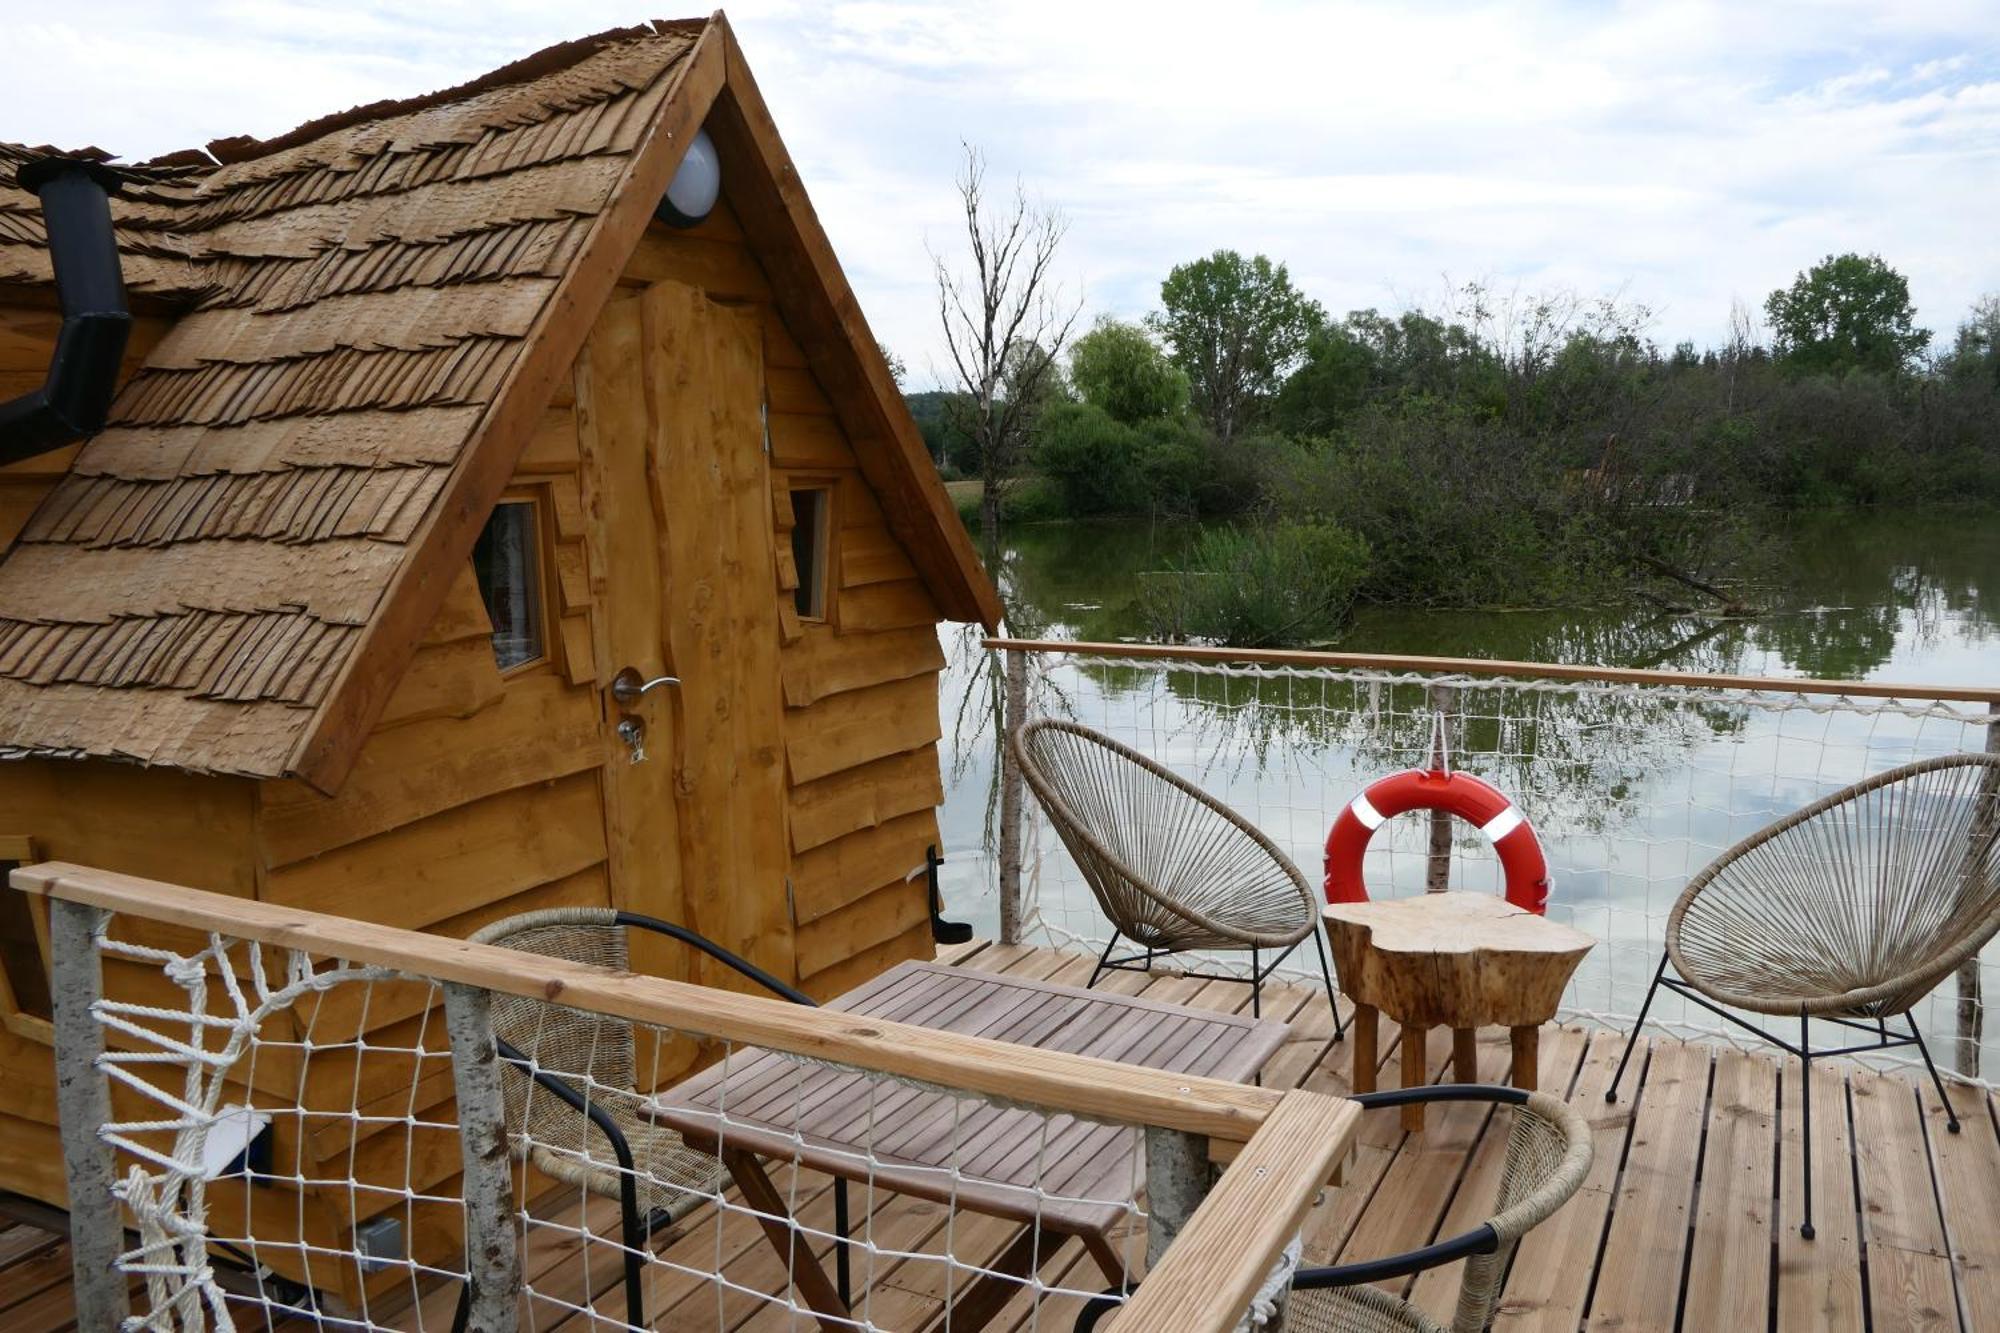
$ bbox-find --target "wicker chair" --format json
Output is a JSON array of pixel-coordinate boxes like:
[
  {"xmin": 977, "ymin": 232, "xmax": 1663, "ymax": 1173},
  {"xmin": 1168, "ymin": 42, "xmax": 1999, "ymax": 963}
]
[
  {"xmin": 1013, "ymin": 718, "xmax": 1341, "ymax": 1026},
  {"xmin": 459, "ymin": 907, "xmax": 848, "ymax": 1329},
  {"xmin": 1607, "ymin": 752, "xmax": 2000, "ymax": 1239},
  {"xmin": 1075, "ymin": 1086, "xmax": 1593, "ymax": 1333}
]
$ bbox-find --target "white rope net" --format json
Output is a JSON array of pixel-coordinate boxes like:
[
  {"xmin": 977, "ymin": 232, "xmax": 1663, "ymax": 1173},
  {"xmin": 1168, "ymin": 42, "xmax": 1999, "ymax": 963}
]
[
  {"xmin": 994, "ymin": 649, "xmax": 1999, "ymax": 1084},
  {"xmin": 79, "ymin": 911, "xmax": 1174, "ymax": 1332}
]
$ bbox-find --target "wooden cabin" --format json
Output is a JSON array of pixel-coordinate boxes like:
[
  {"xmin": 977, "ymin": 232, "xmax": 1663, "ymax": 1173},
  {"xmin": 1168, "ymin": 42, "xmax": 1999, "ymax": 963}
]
[{"xmin": 0, "ymin": 15, "xmax": 999, "ymax": 1300}]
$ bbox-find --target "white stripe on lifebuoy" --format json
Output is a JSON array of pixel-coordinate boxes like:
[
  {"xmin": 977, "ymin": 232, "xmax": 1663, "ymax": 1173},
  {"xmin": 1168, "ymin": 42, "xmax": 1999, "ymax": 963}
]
[
  {"xmin": 1349, "ymin": 793, "xmax": 1386, "ymax": 831},
  {"xmin": 1480, "ymin": 806, "xmax": 1524, "ymax": 843}
]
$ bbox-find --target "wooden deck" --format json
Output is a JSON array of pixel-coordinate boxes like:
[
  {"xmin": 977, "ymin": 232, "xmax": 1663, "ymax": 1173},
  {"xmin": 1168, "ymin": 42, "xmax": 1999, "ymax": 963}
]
[{"xmin": 8, "ymin": 939, "xmax": 1998, "ymax": 1331}]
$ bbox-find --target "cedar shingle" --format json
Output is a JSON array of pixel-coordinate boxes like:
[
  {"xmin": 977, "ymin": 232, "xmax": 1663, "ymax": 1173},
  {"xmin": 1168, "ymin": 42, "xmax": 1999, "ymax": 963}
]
[{"xmin": 0, "ymin": 25, "xmax": 697, "ymax": 773}]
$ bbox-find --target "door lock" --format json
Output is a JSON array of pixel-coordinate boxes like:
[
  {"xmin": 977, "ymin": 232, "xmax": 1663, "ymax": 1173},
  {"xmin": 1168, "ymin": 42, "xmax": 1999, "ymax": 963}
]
[{"xmin": 616, "ymin": 716, "xmax": 647, "ymax": 764}]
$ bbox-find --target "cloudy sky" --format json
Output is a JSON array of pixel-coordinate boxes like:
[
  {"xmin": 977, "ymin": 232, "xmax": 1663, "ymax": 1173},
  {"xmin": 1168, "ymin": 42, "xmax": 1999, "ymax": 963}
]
[{"xmin": 6, "ymin": 2, "xmax": 1997, "ymax": 387}]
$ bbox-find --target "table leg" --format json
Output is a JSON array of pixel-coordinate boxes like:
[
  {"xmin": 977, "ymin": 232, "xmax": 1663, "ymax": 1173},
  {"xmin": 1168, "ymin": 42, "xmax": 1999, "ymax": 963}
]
[
  {"xmin": 721, "ymin": 1147, "xmax": 851, "ymax": 1331},
  {"xmin": 1352, "ymin": 1004, "xmax": 1378, "ymax": 1094},
  {"xmin": 1452, "ymin": 1027, "xmax": 1477, "ymax": 1083},
  {"xmin": 941, "ymin": 1224, "xmax": 1071, "ymax": 1331},
  {"xmin": 1401, "ymin": 1023, "xmax": 1427, "ymax": 1132},
  {"xmin": 1511, "ymin": 1026, "xmax": 1539, "ymax": 1091}
]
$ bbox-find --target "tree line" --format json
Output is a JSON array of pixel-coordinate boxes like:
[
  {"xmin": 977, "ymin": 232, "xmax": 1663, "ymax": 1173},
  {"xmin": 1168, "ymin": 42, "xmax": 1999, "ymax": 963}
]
[{"xmin": 916, "ymin": 147, "xmax": 1999, "ymax": 642}]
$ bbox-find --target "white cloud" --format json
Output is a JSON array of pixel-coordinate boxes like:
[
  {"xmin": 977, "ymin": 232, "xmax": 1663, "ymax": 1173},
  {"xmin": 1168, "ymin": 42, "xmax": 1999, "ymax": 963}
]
[{"xmin": 4, "ymin": 1, "xmax": 1996, "ymax": 386}]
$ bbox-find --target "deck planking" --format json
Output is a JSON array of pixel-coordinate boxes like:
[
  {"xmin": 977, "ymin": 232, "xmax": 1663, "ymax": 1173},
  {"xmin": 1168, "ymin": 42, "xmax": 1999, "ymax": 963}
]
[{"xmin": 7, "ymin": 938, "xmax": 1999, "ymax": 1331}]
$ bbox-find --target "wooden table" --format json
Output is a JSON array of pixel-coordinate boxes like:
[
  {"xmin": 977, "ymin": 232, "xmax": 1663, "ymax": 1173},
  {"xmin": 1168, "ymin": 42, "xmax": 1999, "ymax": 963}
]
[
  {"xmin": 1324, "ymin": 893, "xmax": 1594, "ymax": 1130},
  {"xmin": 648, "ymin": 960, "xmax": 1287, "ymax": 1331}
]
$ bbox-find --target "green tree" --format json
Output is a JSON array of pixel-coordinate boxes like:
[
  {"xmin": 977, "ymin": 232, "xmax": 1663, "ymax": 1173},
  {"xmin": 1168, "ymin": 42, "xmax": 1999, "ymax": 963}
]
[
  {"xmin": 1272, "ymin": 322, "xmax": 1378, "ymax": 435},
  {"xmin": 1034, "ymin": 402, "xmax": 1144, "ymax": 515},
  {"xmin": 1150, "ymin": 250, "xmax": 1324, "ymax": 443},
  {"xmin": 1941, "ymin": 294, "xmax": 2000, "ymax": 391},
  {"xmin": 1764, "ymin": 253, "xmax": 1929, "ymax": 377},
  {"xmin": 1068, "ymin": 317, "xmax": 1188, "ymax": 424}
]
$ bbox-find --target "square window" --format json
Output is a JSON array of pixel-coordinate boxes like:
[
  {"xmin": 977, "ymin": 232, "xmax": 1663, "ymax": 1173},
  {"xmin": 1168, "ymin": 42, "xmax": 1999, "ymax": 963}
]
[
  {"xmin": 0, "ymin": 878, "xmax": 49, "ymax": 1028},
  {"xmin": 473, "ymin": 500, "xmax": 546, "ymax": 671},
  {"xmin": 0, "ymin": 839, "xmax": 50, "ymax": 1040},
  {"xmin": 790, "ymin": 487, "xmax": 831, "ymax": 620}
]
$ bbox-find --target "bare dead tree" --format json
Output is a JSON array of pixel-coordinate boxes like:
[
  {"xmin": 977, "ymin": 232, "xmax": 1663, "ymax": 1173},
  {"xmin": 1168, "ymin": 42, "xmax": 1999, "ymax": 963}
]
[
  {"xmin": 1724, "ymin": 295, "xmax": 1761, "ymax": 415},
  {"xmin": 932, "ymin": 144, "xmax": 1080, "ymax": 556}
]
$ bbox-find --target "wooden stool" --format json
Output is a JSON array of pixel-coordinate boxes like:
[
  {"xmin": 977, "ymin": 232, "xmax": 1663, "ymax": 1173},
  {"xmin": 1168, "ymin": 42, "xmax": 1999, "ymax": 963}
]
[{"xmin": 1323, "ymin": 893, "xmax": 1594, "ymax": 1130}]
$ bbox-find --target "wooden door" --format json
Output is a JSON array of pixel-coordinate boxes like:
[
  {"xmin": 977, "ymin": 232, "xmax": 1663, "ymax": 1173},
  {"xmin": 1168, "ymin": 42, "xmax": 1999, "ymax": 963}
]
[{"xmin": 579, "ymin": 279, "xmax": 796, "ymax": 991}]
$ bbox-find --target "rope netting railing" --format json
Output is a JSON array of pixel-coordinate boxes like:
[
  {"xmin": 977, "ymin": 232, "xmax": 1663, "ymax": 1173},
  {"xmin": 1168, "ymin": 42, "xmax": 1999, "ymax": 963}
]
[
  {"xmin": 986, "ymin": 643, "xmax": 2000, "ymax": 1084},
  {"xmin": 29, "ymin": 868, "xmax": 1324, "ymax": 1333}
]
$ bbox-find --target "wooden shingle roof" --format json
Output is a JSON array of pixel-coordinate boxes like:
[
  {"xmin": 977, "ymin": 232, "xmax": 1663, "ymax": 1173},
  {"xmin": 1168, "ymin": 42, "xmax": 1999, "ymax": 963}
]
[{"xmin": 0, "ymin": 15, "xmax": 999, "ymax": 790}]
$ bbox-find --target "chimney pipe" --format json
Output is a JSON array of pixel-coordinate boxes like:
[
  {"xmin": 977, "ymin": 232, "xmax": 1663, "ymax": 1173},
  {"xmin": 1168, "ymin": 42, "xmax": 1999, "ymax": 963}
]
[{"xmin": 0, "ymin": 157, "xmax": 131, "ymax": 463}]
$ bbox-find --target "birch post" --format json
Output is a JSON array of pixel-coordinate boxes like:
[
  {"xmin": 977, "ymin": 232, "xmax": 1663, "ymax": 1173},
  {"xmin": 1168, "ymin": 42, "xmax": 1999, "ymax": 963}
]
[
  {"xmin": 49, "ymin": 897, "xmax": 131, "ymax": 1329},
  {"xmin": 1426, "ymin": 683, "xmax": 1455, "ymax": 893},
  {"xmin": 1957, "ymin": 700, "xmax": 1998, "ymax": 1077},
  {"xmin": 998, "ymin": 646, "xmax": 1028, "ymax": 944},
  {"xmin": 1143, "ymin": 1125, "xmax": 1212, "ymax": 1269},
  {"xmin": 442, "ymin": 982, "xmax": 523, "ymax": 1331}
]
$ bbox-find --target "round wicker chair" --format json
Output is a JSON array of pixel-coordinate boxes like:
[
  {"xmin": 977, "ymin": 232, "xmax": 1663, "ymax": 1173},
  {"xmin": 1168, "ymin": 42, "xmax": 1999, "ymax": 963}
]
[
  {"xmin": 1075, "ymin": 1086, "xmax": 1593, "ymax": 1333},
  {"xmin": 1607, "ymin": 751, "xmax": 2000, "ymax": 1239},
  {"xmin": 1012, "ymin": 718, "xmax": 1340, "ymax": 1024},
  {"xmin": 464, "ymin": 906, "xmax": 843, "ymax": 1326}
]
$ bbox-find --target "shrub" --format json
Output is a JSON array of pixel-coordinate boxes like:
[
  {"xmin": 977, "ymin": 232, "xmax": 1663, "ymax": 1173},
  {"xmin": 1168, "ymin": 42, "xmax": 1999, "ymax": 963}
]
[
  {"xmin": 1138, "ymin": 521, "xmax": 1371, "ymax": 646},
  {"xmin": 953, "ymin": 476, "xmax": 1067, "ymax": 528},
  {"xmin": 1035, "ymin": 402, "xmax": 1146, "ymax": 515}
]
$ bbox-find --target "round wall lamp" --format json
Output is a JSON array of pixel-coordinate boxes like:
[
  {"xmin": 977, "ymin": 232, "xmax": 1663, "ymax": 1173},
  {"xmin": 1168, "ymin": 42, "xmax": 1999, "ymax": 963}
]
[{"xmin": 656, "ymin": 127, "xmax": 719, "ymax": 227}]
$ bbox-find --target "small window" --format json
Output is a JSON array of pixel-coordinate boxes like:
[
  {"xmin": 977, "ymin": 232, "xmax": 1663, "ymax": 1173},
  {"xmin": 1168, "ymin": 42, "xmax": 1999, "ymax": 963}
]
[
  {"xmin": 473, "ymin": 500, "xmax": 546, "ymax": 671},
  {"xmin": 790, "ymin": 487, "xmax": 831, "ymax": 620},
  {"xmin": 0, "ymin": 847, "xmax": 50, "ymax": 1031}
]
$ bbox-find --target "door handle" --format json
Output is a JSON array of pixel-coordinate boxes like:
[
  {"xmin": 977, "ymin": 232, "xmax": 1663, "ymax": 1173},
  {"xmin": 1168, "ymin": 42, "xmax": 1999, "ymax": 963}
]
[{"xmin": 612, "ymin": 667, "xmax": 679, "ymax": 708}]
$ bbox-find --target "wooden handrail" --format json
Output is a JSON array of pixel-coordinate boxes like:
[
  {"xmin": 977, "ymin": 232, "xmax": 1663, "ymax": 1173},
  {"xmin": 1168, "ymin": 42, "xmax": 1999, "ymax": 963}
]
[
  {"xmin": 982, "ymin": 638, "xmax": 2000, "ymax": 706},
  {"xmin": 1111, "ymin": 1090, "xmax": 1355, "ymax": 1331},
  {"xmin": 13, "ymin": 862, "xmax": 1289, "ymax": 1147}
]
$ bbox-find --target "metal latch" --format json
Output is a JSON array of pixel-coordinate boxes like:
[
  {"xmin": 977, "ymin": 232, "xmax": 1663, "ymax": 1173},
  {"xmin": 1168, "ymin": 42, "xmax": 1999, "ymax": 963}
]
[{"xmin": 612, "ymin": 667, "xmax": 679, "ymax": 708}]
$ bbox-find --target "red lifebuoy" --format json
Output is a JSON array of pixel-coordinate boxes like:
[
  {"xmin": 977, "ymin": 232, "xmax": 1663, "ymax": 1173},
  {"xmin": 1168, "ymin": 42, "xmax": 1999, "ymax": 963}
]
[{"xmin": 1323, "ymin": 769, "xmax": 1550, "ymax": 913}]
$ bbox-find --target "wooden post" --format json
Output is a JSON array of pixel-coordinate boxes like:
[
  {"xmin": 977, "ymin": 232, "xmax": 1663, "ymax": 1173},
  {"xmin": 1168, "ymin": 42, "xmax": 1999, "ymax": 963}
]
[
  {"xmin": 442, "ymin": 983, "xmax": 523, "ymax": 1332},
  {"xmin": 1426, "ymin": 682, "xmax": 1455, "ymax": 893},
  {"xmin": 48, "ymin": 897, "xmax": 131, "ymax": 1329},
  {"xmin": 1957, "ymin": 702, "xmax": 1998, "ymax": 1078},
  {"xmin": 1144, "ymin": 1124, "xmax": 1211, "ymax": 1270},
  {"xmin": 444, "ymin": 976, "xmax": 524, "ymax": 1328},
  {"xmin": 998, "ymin": 646, "xmax": 1028, "ymax": 945}
]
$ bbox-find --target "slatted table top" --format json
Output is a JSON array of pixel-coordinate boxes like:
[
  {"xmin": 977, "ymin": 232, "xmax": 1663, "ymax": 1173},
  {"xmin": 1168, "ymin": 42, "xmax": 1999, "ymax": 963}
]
[{"xmin": 648, "ymin": 960, "xmax": 1288, "ymax": 1236}]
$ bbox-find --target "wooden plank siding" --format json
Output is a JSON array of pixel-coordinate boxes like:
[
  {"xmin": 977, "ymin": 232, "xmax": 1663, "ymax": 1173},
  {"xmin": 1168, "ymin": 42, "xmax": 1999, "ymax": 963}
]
[
  {"xmin": 98, "ymin": 207, "xmax": 953, "ymax": 1300},
  {"xmin": 0, "ymin": 173, "xmax": 956, "ymax": 1307},
  {"xmin": 639, "ymin": 198, "xmax": 947, "ymax": 993}
]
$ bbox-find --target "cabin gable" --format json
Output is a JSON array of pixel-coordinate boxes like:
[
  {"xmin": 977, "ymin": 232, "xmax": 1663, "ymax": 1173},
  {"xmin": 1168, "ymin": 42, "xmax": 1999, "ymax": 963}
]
[{"xmin": 0, "ymin": 18, "xmax": 991, "ymax": 1298}]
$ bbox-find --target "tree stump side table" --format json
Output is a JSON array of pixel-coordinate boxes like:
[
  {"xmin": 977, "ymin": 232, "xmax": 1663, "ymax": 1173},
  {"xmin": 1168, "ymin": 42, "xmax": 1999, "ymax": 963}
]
[{"xmin": 1323, "ymin": 893, "xmax": 1595, "ymax": 1130}]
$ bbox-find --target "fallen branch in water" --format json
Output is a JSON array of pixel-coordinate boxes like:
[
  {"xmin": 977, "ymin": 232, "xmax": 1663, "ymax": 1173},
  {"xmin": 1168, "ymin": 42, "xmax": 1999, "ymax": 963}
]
[{"xmin": 1632, "ymin": 551, "xmax": 1759, "ymax": 616}]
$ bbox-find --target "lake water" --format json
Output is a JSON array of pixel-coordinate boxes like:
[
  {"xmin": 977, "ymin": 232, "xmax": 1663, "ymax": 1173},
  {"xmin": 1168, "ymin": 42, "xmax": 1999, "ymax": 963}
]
[{"xmin": 932, "ymin": 508, "xmax": 2000, "ymax": 1071}]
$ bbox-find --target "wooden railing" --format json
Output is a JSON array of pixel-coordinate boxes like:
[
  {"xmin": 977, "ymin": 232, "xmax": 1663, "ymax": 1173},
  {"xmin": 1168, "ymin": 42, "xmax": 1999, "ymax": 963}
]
[
  {"xmin": 16, "ymin": 861, "xmax": 1358, "ymax": 1332},
  {"xmin": 982, "ymin": 636, "xmax": 2000, "ymax": 1081},
  {"xmin": 981, "ymin": 637, "xmax": 2000, "ymax": 705}
]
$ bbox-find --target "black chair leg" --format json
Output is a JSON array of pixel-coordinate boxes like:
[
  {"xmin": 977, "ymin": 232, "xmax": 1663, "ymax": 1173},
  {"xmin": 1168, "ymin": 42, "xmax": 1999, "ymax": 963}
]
[
  {"xmin": 1087, "ymin": 932, "xmax": 1120, "ymax": 989},
  {"xmin": 1312, "ymin": 929, "xmax": 1346, "ymax": 1041},
  {"xmin": 1798, "ymin": 1011, "xmax": 1817, "ymax": 1239},
  {"xmin": 1250, "ymin": 946, "xmax": 1261, "ymax": 1019},
  {"xmin": 1906, "ymin": 1013, "xmax": 1963, "ymax": 1134},
  {"xmin": 834, "ymin": 1178, "xmax": 852, "ymax": 1307},
  {"xmin": 1606, "ymin": 951, "xmax": 1669, "ymax": 1104}
]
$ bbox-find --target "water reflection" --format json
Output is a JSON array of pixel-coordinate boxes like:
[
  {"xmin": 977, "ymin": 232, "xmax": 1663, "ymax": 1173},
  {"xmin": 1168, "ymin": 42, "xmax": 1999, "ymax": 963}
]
[{"xmin": 936, "ymin": 508, "xmax": 2000, "ymax": 1073}]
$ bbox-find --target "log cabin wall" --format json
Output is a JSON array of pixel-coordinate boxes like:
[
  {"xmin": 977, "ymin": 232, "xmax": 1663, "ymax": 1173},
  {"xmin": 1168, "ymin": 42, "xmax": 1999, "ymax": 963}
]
[
  {"xmin": 0, "ymin": 23, "xmax": 985, "ymax": 1308},
  {"xmin": 617, "ymin": 200, "xmax": 946, "ymax": 1001},
  {"xmin": 136, "ymin": 204, "xmax": 950, "ymax": 1300},
  {"xmin": 0, "ymin": 296, "xmax": 296, "ymax": 1230}
]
